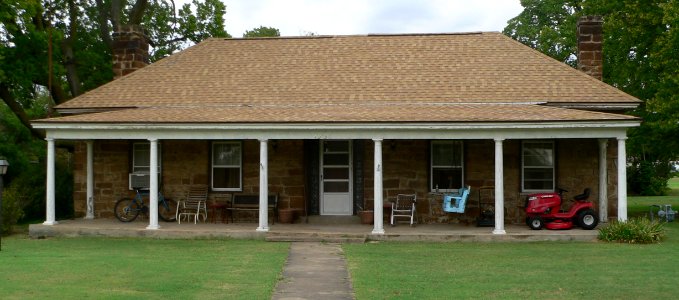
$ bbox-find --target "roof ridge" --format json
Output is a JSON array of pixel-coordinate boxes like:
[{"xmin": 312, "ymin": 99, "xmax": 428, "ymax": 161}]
[{"xmin": 219, "ymin": 31, "xmax": 490, "ymax": 41}]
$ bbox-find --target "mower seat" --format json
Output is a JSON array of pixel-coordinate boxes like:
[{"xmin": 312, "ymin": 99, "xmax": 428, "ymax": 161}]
[{"xmin": 573, "ymin": 188, "xmax": 591, "ymax": 201}]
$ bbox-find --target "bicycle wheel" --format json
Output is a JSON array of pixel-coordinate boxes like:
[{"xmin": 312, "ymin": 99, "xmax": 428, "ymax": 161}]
[
  {"xmin": 158, "ymin": 198, "xmax": 178, "ymax": 222},
  {"xmin": 114, "ymin": 198, "xmax": 141, "ymax": 222}
]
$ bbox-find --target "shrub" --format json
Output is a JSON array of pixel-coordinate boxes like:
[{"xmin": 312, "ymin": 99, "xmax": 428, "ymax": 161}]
[
  {"xmin": 627, "ymin": 160, "xmax": 671, "ymax": 196},
  {"xmin": 598, "ymin": 218, "xmax": 666, "ymax": 244},
  {"xmin": 1, "ymin": 184, "xmax": 26, "ymax": 235}
]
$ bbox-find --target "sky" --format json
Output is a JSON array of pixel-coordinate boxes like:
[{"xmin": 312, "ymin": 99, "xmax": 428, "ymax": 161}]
[{"xmin": 180, "ymin": 0, "xmax": 525, "ymax": 37}]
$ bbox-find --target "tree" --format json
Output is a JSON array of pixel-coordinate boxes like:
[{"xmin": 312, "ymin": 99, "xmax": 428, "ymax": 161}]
[
  {"xmin": 0, "ymin": 0, "xmax": 230, "ymax": 227},
  {"xmin": 0, "ymin": 0, "xmax": 229, "ymax": 138},
  {"xmin": 243, "ymin": 26, "xmax": 280, "ymax": 38},
  {"xmin": 505, "ymin": 0, "xmax": 679, "ymax": 195}
]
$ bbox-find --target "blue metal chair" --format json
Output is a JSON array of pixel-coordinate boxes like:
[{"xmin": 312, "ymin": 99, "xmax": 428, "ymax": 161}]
[{"xmin": 443, "ymin": 186, "xmax": 471, "ymax": 213}]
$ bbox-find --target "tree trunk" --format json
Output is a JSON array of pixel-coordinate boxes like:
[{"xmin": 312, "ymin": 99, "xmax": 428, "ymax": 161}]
[{"xmin": 0, "ymin": 83, "xmax": 46, "ymax": 139}]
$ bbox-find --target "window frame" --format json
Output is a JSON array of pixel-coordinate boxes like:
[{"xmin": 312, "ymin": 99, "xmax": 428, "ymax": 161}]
[
  {"xmin": 131, "ymin": 142, "xmax": 162, "ymax": 174},
  {"xmin": 430, "ymin": 140, "xmax": 464, "ymax": 192},
  {"xmin": 521, "ymin": 140, "xmax": 555, "ymax": 193},
  {"xmin": 211, "ymin": 141, "xmax": 243, "ymax": 192}
]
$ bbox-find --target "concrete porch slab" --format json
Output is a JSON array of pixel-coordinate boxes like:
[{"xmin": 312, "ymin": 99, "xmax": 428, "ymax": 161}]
[{"xmin": 28, "ymin": 218, "xmax": 600, "ymax": 242}]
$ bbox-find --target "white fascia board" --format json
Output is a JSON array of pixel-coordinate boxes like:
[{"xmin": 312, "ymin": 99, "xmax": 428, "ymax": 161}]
[{"xmin": 36, "ymin": 121, "xmax": 640, "ymax": 140}]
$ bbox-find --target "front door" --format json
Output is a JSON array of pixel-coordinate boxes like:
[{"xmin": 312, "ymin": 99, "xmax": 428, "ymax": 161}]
[{"xmin": 321, "ymin": 140, "xmax": 353, "ymax": 215}]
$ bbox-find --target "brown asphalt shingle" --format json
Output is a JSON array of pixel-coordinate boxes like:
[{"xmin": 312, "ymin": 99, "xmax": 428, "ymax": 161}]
[{"xmin": 56, "ymin": 32, "xmax": 640, "ymax": 113}]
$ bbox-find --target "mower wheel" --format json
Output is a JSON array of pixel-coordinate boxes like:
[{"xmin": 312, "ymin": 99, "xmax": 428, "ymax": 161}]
[
  {"xmin": 577, "ymin": 209, "xmax": 599, "ymax": 230},
  {"xmin": 528, "ymin": 217, "xmax": 544, "ymax": 230}
]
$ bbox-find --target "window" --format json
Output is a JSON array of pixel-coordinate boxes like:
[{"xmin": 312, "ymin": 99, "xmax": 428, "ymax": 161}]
[
  {"xmin": 132, "ymin": 142, "xmax": 161, "ymax": 174},
  {"xmin": 130, "ymin": 142, "xmax": 161, "ymax": 190},
  {"xmin": 522, "ymin": 141, "xmax": 555, "ymax": 192},
  {"xmin": 430, "ymin": 141, "xmax": 463, "ymax": 192},
  {"xmin": 212, "ymin": 141, "xmax": 242, "ymax": 191}
]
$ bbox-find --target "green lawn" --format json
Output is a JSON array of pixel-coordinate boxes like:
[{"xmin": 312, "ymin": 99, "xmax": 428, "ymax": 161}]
[
  {"xmin": 2, "ymin": 178, "xmax": 678, "ymax": 299},
  {"xmin": 345, "ymin": 223, "xmax": 679, "ymax": 299},
  {"xmin": 345, "ymin": 178, "xmax": 679, "ymax": 299},
  {"xmin": 0, "ymin": 237, "xmax": 289, "ymax": 299}
]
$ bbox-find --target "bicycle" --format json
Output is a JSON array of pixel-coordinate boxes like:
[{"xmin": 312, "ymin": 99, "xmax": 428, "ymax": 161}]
[{"xmin": 114, "ymin": 187, "xmax": 178, "ymax": 222}]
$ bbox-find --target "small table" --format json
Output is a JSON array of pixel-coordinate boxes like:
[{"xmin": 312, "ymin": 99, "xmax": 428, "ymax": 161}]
[{"xmin": 208, "ymin": 202, "xmax": 229, "ymax": 223}]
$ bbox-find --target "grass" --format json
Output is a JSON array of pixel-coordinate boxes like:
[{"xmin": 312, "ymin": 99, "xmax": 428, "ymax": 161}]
[
  {"xmin": 345, "ymin": 223, "xmax": 679, "ymax": 299},
  {"xmin": 0, "ymin": 237, "xmax": 289, "ymax": 299},
  {"xmin": 628, "ymin": 177, "xmax": 679, "ymax": 218},
  {"xmin": 2, "ymin": 177, "xmax": 678, "ymax": 299},
  {"xmin": 344, "ymin": 177, "xmax": 679, "ymax": 299}
]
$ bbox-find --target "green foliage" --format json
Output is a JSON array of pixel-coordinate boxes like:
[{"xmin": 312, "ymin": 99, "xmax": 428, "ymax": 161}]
[
  {"xmin": 505, "ymin": 0, "xmax": 679, "ymax": 193},
  {"xmin": 0, "ymin": 183, "xmax": 24, "ymax": 235},
  {"xmin": 243, "ymin": 26, "xmax": 281, "ymax": 38},
  {"xmin": 598, "ymin": 217, "xmax": 666, "ymax": 243},
  {"xmin": 504, "ymin": 0, "xmax": 582, "ymax": 66},
  {"xmin": 1, "ymin": 102, "xmax": 72, "ymax": 225},
  {"xmin": 628, "ymin": 160, "xmax": 670, "ymax": 196},
  {"xmin": 149, "ymin": 0, "xmax": 231, "ymax": 60}
]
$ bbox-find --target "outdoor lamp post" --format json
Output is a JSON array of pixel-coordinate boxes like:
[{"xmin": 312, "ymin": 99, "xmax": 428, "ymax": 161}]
[{"xmin": 0, "ymin": 159, "xmax": 9, "ymax": 251}]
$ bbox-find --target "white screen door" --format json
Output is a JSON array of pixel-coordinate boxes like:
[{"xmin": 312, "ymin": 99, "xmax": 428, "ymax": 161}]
[{"xmin": 321, "ymin": 140, "xmax": 353, "ymax": 215}]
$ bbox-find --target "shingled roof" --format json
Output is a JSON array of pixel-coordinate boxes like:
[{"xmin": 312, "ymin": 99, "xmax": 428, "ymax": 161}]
[{"xmin": 56, "ymin": 32, "xmax": 639, "ymax": 111}]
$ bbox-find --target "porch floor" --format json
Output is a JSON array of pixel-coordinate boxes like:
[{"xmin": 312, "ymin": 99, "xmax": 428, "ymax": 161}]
[{"xmin": 28, "ymin": 218, "xmax": 600, "ymax": 243}]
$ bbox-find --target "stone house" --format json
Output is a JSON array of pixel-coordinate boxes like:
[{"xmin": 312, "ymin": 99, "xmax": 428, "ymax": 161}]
[{"xmin": 33, "ymin": 17, "xmax": 641, "ymax": 234}]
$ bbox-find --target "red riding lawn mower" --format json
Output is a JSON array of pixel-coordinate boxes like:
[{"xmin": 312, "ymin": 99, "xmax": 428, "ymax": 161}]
[{"xmin": 525, "ymin": 188, "xmax": 599, "ymax": 230}]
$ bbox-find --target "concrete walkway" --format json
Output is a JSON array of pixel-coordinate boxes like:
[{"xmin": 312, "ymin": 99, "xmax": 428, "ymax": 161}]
[{"xmin": 272, "ymin": 242, "xmax": 354, "ymax": 300}]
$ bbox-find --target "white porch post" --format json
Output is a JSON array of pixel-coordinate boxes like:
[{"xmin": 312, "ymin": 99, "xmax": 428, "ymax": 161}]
[
  {"xmin": 257, "ymin": 139, "xmax": 269, "ymax": 232},
  {"xmin": 617, "ymin": 137, "xmax": 628, "ymax": 222},
  {"xmin": 146, "ymin": 139, "xmax": 160, "ymax": 230},
  {"xmin": 85, "ymin": 140, "xmax": 95, "ymax": 219},
  {"xmin": 493, "ymin": 138, "xmax": 506, "ymax": 234},
  {"xmin": 372, "ymin": 139, "xmax": 385, "ymax": 235},
  {"xmin": 598, "ymin": 139, "xmax": 608, "ymax": 223},
  {"xmin": 43, "ymin": 138, "xmax": 57, "ymax": 225}
]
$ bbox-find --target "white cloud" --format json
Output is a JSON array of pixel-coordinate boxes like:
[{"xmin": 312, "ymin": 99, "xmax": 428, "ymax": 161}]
[{"xmin": 180, "ymin": 0, "xmax": 523, "ymax": 37}]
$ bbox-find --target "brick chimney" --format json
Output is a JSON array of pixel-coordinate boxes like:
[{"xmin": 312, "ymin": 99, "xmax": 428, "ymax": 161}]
[
  {"xmin": 112, "ymin": 25, "xmax": 149, "ymax": 79},
  {"xmin": 577, "ymin": 16, "xmax": 603, "ymax": 80}
]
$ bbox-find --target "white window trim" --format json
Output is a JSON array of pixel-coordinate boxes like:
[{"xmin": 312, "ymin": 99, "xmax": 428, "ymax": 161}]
[
  {"xmin": 521, "ymin": 140, "xmax": 555, "ymax": 193},
  {"xmin": 211, "ymin": 141, "xmax": 243, "ymax": 192},
  {"xmin": 430, "ymin": 140, "xmax": 464, "ymax": 192}
]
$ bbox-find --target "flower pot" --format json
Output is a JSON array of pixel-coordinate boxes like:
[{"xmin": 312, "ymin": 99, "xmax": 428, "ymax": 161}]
[
  {"xmin": 359, "ymin": 210, "xmax": 374, "ymax": 225},
  {"xmin": 278, "ymin": 209, "xmax": 294, "ymax": 224}
]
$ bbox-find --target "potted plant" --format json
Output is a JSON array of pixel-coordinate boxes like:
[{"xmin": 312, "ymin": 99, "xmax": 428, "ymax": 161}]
[
  {"xmin": 278, "ymin": 200, "xmax": 294, "ymax": 224},
  {"xmin": 357, "ymin": 203, "xmax": 374, "ymax": 225}
]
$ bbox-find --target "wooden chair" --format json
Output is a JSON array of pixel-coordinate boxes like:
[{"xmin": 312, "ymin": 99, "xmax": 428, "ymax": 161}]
[
  {"xmin": 176, "ymin": 185, "xmax": 208, "ymax": 224},
  {"xmin": 391, "ymin": 194, "xmax": 417, "ymax": 226}
]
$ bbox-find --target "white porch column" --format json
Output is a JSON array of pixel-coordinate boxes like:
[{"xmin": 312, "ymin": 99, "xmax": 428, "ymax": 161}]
[
  {"xmin": 85, "ymin": 140, "xmax": 95, "ymax": 220},
  {"xmin": 493, "ymin": 138, "xmax": 506, "ymax": 234},
  {"xmin": 146, "ymin": 139, "xmax": 160, "ymax": 230},
  {"xmin": 598, "ymin": 139, "xmax": 608, "ymax": 223},
  {"xmin": 372, "ymin": 139, "xmax": 385, "ymax": 235},
  {"xmin": 617, "ymin": 137, "xmax": 628, "ymax": 222},
  {"xmin": 256, "ymin": 139, "xmax": 269, "ymax": 232},
  {"xmin": 43, "ymin": 138, "xmax": 57, "ymax": 225}
]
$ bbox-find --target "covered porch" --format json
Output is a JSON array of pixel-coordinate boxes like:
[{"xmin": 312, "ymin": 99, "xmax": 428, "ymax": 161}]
[{"xmin": 34, "ymin": 111, "xmax": 635, "ymax": 236}]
